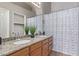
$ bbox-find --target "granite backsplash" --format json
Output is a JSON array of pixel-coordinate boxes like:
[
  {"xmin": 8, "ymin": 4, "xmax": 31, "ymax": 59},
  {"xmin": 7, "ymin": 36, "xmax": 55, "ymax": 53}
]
[{"xmin": 2, "ymin": 35, "xmax": 28, "ymax": 43}]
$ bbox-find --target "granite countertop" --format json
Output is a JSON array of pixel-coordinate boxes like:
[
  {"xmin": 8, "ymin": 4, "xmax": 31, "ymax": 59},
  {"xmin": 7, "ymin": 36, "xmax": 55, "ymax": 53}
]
[{"xmin": 0, "ymin": 35, "xmax": 51, "ymax": 56}]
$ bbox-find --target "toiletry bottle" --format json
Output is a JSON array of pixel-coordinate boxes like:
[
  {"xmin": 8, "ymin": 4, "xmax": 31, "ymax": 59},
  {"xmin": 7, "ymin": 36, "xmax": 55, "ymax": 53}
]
[{"xmin": 43, "ymin": 31, "xmax": 45, "ymax": 35}]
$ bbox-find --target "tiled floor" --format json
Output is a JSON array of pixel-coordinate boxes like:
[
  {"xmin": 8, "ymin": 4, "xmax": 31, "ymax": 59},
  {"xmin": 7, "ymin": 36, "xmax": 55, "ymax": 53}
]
[{"xmin": 49, "ymin": 51, "xmax": 70, "ymax": 56}]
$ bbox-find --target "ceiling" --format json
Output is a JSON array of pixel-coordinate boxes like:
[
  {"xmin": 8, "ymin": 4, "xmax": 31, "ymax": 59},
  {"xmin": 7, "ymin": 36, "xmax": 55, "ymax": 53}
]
[
  {"xmin": 12, "ymin": 2, "xmax": 79, "ymax": 15},
  {"xmin": 12, "ymin": 2, "xmax": 52, "ymax": 15},
  {"xmin": 12, "ymin": 2, "xmax": 35, "ymax": 12}
]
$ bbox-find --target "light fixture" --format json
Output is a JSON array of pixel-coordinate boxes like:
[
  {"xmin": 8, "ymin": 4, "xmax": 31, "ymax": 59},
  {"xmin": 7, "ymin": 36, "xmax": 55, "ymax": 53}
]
[{"xmin": 31, "ymin": 2, "xmax": 40, "ymax": 8}]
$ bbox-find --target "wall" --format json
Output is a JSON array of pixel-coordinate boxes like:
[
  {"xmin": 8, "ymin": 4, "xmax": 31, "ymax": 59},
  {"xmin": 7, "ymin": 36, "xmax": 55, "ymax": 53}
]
[
  {"xmin": 44, "ymin": 7, "xmax": 79, "ymax": 56},
  {"xmin": 27, "ymin": 15, "xmax": 43, "ymax": 34},
  {"xmin": 0, "ymin": 2, "xmax": 35, "ymax": 38},
  {"xmin": 51, "ymin": 2, "xmax": 79, "ymax": 12},
  {"xmin": 41, "ymin": 2, "xmax": 51, "ymax": 14},
  {"xmin": 51, "ymin": 2, "xmax": 79, "ymax": 55},
  {"xmin": 27, "ymin": 7, "xmax": 79, "ymax": 56},
  {"xmin": 0, "ymin": 2, "xmax": 35, "ymax": 17}
]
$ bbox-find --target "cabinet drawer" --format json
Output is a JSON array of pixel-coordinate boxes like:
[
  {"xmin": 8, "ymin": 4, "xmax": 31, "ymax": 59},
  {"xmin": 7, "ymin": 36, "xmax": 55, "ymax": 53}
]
[
  {"xmin": 42, "ymin": 49, "xmax": 49, "ymax": 56},
  {"xmin": 42, "ymin": 43, "xmax": 49, "ymax": 56},
  {"xmin": 30, "ymin": 47, "xmax": 42, "ymax": 56},
  {"xmin": 43, "ymin": 43, "xmax": 49, "ymax": 49},
  {"xmin": 48, "ymin": 37, "xmax": 53, "ymax": 42},
  {"xmin": 49, "ymin": 45, "xmax": 53, "ymax": 54},
  {"xmin": 30, "ymin": 42, "xmax": 41, "ymax": 51},
  {"xmin": 10, "ymin": 47, "xmax": 29, "ymax": 56},
  {"xmin": 49, "ymin": 41, "xmax": 53, "ymax": 45},
  {"xmin": 49, "ymin": 45, "xmax": 53, "ymax": 50},
  {"xmin": 42, "ymin": 39, "xmax": 48, "ymax": 44}
]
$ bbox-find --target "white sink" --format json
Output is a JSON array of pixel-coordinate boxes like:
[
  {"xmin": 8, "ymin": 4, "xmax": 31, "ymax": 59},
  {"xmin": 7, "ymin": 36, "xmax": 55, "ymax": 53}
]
[
  {"xmin": 14, "ymin": 40, "xmax": 31, "ymax": 45},
  {"xmin": 37, "ymin": 35, "xmax": 47, "ymax": 37}
]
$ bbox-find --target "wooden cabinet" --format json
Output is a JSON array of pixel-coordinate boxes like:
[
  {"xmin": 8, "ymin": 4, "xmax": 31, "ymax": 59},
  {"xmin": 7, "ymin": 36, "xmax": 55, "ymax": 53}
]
[
  {"xmin": 8, "ymin": 36, "xmax": 53, "ymax": 56},
  {"xmin": 9, "ymin": 47, "xmax": 29, "ymax": 56},
  {"xmin": 30, "ymin": 42, "xmax": 42, "ymax": 56},
  {"xmin": 48, "ymin": 37, "xmax": 53, "ymax": 55},
  {"xmin": 42, "ymin": 37, "xmax": 53, "ymax": 56},
  {"xmin": 42, "ymin": 43, "xmax": 49, "ymax": 56},
  {"xmin": 30, "ymin": 42, "xmax": 41, "ymax": 51},
  {"xmin": 42, "ymin": 39, "xmax": 48, "ymax": 44},
  {"xmin": 42, "ymin": 39, "xmax": 49, "ymax": 56},
  {"xmin": 30, "ymin": 47, "xmax": 41, "ymax": 56}
]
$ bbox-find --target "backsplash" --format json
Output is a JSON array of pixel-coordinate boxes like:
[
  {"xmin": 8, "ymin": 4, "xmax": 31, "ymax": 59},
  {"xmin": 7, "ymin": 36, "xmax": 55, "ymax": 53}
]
[
  {"xmin": 2, "ymin": 35, "xmax": 28, "ymax": 43},
  {"xmin": 2, "ymin": 37, "xmax": 16, "ymax": 42}
]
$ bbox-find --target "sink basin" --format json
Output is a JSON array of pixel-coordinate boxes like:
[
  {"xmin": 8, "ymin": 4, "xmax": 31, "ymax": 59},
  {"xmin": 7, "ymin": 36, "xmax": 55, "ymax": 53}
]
[
  {"xmin": 14, "ymin": 40, "xmax": 31, "ymax": 45},
  {"xmin": 37, "ymin": 35, "xmax": 47, "ymax": 38}
]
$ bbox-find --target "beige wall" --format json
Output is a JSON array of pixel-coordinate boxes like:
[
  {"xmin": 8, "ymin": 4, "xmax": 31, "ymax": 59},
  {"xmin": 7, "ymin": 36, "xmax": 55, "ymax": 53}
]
[
  {"xmin": 0, "ymin": 2, "xmax": 35, "ymax": 17},
  {"xmin": 0, "ymin": 2, "xmax": 36, "ymax": 38},
  {"xmin": 41, "ymin": 2, "xmax": 51, "ymax": 14},
  {"xmin": 51, "ymin": 2, "xmax": 79, "ymax": 12}
]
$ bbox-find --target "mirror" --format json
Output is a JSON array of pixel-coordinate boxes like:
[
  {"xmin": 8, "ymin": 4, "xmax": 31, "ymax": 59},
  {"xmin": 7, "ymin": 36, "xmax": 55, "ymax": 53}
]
[
  {"xmin": 0, "ymin": 7, "xmax": 26, "ymax": 38},
  {"xmin": 0, "ymin": 7, "xmax": 43, "ymax": 39}
]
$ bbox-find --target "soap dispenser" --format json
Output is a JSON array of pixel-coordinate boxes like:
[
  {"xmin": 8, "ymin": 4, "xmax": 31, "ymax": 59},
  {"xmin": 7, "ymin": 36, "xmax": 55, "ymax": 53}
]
[{"xmin": 0, "ymin": 37, "xmax": 2, "ymax": 45}]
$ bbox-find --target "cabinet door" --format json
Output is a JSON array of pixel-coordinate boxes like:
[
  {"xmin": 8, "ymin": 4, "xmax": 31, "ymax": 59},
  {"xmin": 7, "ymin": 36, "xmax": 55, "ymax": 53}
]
[
  {"xmin": 30, "ymin": 42, "xmax": 42, "ymax": 56},
  {"xmin": 49, "ymin": 44, "xmax": 53, "ymax": 54},
  {"xmin": 42, "ymin": 43, "xmax": 49, "ymax": 56},
  {"xmin": 48, "ymin": 38, "xmax": 53, "ymax": 55},
  {"xmin": 30, "ymin": 47, "xmax": 42, "ymax": 56},
  {"xmin": 9, "ymin": 47, "xmax": 29, "ymax": 56}
]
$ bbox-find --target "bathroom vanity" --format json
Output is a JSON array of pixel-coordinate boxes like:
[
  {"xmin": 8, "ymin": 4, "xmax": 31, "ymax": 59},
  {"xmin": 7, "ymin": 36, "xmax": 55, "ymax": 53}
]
[{"xmin": 0, "ymin": 36, "xmax": 53, "ymax": 56}]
